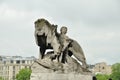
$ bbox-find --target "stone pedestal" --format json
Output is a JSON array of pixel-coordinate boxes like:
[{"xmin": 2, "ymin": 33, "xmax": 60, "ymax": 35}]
[
  {"xmin": 30, "ymin": 59, "xmax": 92, "ymax": 80},
  {"xmin": 30, "ymin": 73, "xmax": 92, "ymax": 80}
]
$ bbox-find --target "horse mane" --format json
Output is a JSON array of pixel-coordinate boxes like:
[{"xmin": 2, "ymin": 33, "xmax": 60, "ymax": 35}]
[
  {"xmin": 35, "ymin": 18, "xmax": 60, "ymax": 44},
  {"xmin": 35, "ymin": 18, "xmax": 58, "ymax": 32},
  {"xmin": 34, "ymin": 18, "xmax": 51, "ymax": 27}
]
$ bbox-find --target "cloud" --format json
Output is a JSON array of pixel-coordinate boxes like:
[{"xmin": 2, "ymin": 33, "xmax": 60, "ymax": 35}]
[
  {"xmin": 1, "ymin": 0, "xmax": 120, "ymax": 25},
  {"xmin": 0, "ymin": 0, "xmax": 120, "ymax": 64}
]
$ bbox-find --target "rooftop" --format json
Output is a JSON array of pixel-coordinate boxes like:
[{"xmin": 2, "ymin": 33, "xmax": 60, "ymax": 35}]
[{"xmin": 0, "ymin": 55, "xmax": 36, "ymax": 61}]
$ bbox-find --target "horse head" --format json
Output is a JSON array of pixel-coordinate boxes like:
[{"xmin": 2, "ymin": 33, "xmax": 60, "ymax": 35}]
[
  {"xmin": 34, "ymin": 18, "xmax": 51, "ymax": 36},
  {"xmin": 34, "ymin": 18, "xmax": 61, "ymax": 60}
]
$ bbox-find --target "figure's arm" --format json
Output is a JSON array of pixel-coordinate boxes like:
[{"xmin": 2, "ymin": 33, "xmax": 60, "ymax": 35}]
[
  {"xmin": 65, "ymin": 36, "xmax": 73, "ymax": 43},
  {"xmin": 61, "ymin": 36, "xmax": 72, "ymax": 52}
]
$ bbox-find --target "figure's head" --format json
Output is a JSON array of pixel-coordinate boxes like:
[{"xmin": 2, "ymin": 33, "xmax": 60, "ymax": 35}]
[{"xmin": 60, "ymin": 26, "xmax": 67, "ymax": 34}]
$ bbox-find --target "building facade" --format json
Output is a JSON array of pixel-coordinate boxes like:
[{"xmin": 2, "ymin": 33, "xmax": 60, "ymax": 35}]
[
  {"xmin": 0, "ymin": 56, "xmax": 36, "ymax": 80},
  {"xmin": 92, "ymin": 62, "xmax": 112, "ymax": 75}
]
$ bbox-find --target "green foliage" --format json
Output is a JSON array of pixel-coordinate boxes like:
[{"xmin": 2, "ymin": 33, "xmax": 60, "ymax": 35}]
[
  {"xmin": 0, "ymin": 77, "xmax": 3, "ymax": 80},
  {"xmin": 110, "ymin": 63, "xmax": 120, "ymax": 80},
  {"xmin": 16, "ymin": 68, "xmax": 32, "ymax": 80},
  {"xmin": 96, "ymin": 74, "xmax": 109, "ymax": 80},
  {"xmin": 96, "ymin": 63, "xmax": 120, "ymax": 80}
]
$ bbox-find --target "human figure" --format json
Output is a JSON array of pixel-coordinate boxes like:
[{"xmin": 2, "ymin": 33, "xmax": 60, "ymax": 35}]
[
  {"xmin": 59, "ymin": 26, "xmax": 71, "ymax": 51},
  {"xmin": 59, "ymin": 26, "xmax": 72, "ymax": 63}
]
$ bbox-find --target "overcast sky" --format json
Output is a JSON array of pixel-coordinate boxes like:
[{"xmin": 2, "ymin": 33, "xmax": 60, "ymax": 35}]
[{"xmin": 0, "ymin": 0, "xmax": 120, "ymax": 65}]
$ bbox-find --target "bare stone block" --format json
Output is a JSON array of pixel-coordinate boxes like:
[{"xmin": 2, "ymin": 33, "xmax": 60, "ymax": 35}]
[{"xmin": 30, "ymin": 73, "xmax": 92, "ymax": 80}]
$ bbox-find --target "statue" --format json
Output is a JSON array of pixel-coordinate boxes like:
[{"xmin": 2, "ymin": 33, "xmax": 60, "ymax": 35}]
[
  {"xmin": 34, "ymin": 18, "xmax": 87, "ymax": 69},
  {"xmin": 30, "ymin": 18, "xmax": 92, "ymax": 80}
]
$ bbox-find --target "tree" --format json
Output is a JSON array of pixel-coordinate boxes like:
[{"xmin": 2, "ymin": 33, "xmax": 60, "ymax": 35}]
[
  {"xmin": 0, "ymin": 77, "xmax": 3, "ymax": 80},
  {"xmin": 110, "ymin": 63, "xmax": 120, "ymax": 80},
  {"xmin": 96, "ymin": 74, "xmax": 109, "ymax": 80},
  {"xmin": 16, "ymin": 68, "xmax": 32, "ymax": 80}
]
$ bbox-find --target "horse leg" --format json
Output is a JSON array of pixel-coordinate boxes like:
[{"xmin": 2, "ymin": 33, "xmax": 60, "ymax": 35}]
[
  {"xmin": 57, "ymin": 54, "xmax": 60, "ymax": 62},
  {"xmin": 61, "ymin": 50, "xmax": 68, "ymax": 63},
  {"xmin": 61, "ymin": 52, "xmax": 66, "ymax": 63},
  {"xmin": 68, "ymin": 47, "xmax": 87, "ymax": 69},
  {"xmin": 81, "ymin": 60, "xmax": 87, "ymax": 69},
  {"xmin": 72, "ymin": 54, "xmax": 87, "ymax": 69},
  {"xmin": 39, "ymin": 48, "xmax": 45, "ymax": 59}
]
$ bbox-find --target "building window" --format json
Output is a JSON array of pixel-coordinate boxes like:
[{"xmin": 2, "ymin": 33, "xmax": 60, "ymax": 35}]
[
  {"xmin": 22, "ymin": 60, "xmax": 25, "ymax": 64},
  {"xmin": 25, "ymin": 66, "xmax": 27, "ymax": 68},
  {"xmin": 27, "ymin": 60, "xmax": 29, "ymax": 64},
  {"xmin": 31, "ymin": 60, "xmax": 33, "ymax": 64},
  {"xmin": 11, "ymin": 60, "xmax": 13, "ymax": 63},
  {"xmin": 16, "ymin": 60, "xmax": 20, "ymax": 64},
  {"xmin": 13, "ymin": 66, "xmax": 15, "ymax": 70},
  {"xmin": 13, "ymin": 71, "xmax": 15, "ymax": 74},
  {"xmin": 4, "ymin": 61, "xmax": 6, "ymax": 64},
  {"xmin": 29, "ymin": 66, "xmax": 31, "ymax": 69},
  {"xmin": 13, "ymin": 76, "xmax": 15, "ymax": 80},
  {"xmin": 102, "ymin": 67, "xmax": 105, "ymax": 69}
]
